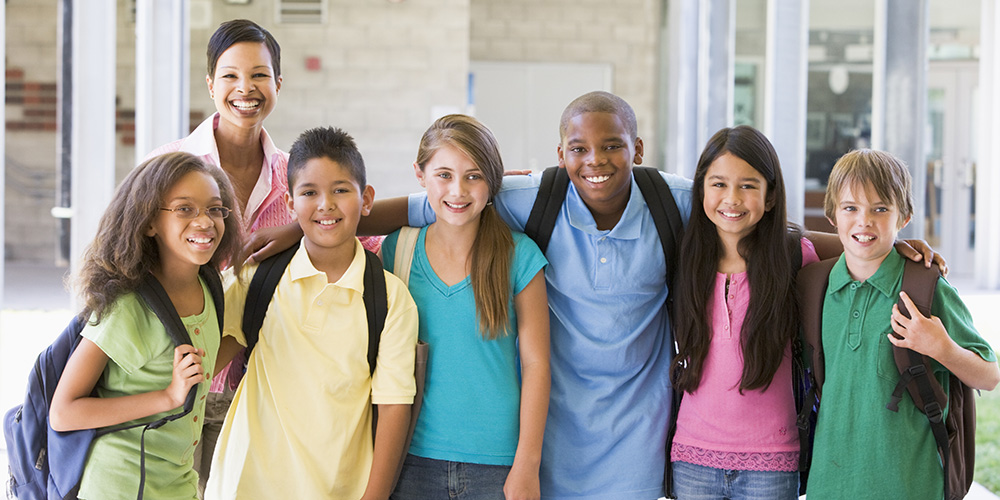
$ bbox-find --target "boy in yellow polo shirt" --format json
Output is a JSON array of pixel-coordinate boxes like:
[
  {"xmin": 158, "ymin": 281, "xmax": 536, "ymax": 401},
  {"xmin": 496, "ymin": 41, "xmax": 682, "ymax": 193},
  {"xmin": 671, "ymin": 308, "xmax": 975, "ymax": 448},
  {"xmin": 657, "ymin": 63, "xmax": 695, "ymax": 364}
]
[{"xmin": 206, "ymin": 127, "xmax": 419, "ymax": 500}]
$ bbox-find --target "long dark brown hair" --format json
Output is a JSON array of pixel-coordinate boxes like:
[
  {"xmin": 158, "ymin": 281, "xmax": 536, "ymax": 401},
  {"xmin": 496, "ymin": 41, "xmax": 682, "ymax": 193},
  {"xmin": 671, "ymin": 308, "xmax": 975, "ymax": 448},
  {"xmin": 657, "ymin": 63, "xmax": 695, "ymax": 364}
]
[
  {"xmin": 415, "ymin": 114, "xmax": 514, "ymax": 340},
  {"xmin": 671, "ymin": 126, "xmax": 801, "ymax": 393},
  {"xmin": 76, "ymin": 152, "xmax": 244, "ymax": 323}
]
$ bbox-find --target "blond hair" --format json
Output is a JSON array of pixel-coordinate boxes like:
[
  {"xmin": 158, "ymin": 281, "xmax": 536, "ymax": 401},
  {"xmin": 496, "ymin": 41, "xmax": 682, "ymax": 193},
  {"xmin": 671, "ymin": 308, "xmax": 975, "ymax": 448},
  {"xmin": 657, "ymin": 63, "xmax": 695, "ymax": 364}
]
[{"xmin": 824, "ymin": 149, "xmax": 913, "ymax": 227}]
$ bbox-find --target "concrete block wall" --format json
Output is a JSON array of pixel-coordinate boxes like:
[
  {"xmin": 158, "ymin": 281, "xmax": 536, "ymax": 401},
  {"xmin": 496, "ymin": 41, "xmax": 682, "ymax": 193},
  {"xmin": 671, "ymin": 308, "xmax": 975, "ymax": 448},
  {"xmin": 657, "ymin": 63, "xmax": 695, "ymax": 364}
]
[{"xmin": 469, "ymin": 0, "xmax": 663, "ymax": 163}]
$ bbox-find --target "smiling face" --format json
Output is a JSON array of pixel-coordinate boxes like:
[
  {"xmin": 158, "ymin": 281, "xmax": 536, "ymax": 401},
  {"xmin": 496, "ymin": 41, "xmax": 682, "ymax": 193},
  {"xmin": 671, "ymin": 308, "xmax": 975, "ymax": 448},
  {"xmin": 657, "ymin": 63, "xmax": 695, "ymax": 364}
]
[
  {"xmin": 147, "ymin": 171, "xmax": 226, "ymax": 276},
  {"xmin": 702, "ymin": 152, "xmax": 772, "ymax": 248},
  {"xmin": 206, "ymin": 41, "xmax": 281, "ymax": 133},
  {"xmin": 829, "ymin": 182, "xmax": 910, "ymax": 281},
  {"xmin": 557, "ymin": 111, "xmax": 642, "ymax": 226},
  {"xmin": 286, "ymin": 156, "xmax": 373, "ymax": 260},
  {"xmin": 416, "ymin": 144, "xmax": 490, "ymax": 231}
]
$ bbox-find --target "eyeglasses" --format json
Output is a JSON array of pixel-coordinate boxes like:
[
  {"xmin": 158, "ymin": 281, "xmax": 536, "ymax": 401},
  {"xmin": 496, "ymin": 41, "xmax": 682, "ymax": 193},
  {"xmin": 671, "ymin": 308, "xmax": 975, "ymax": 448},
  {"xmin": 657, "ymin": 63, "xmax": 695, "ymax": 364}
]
[{"xmin": 159, "ymin": 205, "xmax": 231, "ymax": 220}]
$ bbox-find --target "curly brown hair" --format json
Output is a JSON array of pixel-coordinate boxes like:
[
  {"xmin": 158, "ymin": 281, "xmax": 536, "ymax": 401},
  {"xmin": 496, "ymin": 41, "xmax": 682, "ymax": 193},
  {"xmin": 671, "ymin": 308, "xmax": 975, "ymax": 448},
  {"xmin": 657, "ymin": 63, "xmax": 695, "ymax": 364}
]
[{"xmin": 75, "ymin": 152, "xmax": 244, "ymax": 323}]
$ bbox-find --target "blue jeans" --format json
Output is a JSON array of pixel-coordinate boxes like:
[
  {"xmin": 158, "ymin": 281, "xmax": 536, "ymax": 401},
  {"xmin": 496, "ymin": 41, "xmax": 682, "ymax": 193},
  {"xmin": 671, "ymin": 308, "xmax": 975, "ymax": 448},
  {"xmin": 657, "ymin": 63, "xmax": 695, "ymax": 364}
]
[
  {"xmin": 671, "ymin": 461, "xmax": 799, "ymax": 500},
  {"xmin": 391, "ymin": 454, "xmax": 512, "ymax": 500}
]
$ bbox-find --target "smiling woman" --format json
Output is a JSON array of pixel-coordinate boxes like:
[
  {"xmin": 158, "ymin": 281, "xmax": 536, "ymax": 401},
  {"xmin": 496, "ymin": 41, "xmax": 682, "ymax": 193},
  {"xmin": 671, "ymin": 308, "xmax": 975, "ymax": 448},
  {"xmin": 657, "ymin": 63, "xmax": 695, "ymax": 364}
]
[{"xmin": 141, "ymin": 19, "xmax": 296, "ymax": 495}]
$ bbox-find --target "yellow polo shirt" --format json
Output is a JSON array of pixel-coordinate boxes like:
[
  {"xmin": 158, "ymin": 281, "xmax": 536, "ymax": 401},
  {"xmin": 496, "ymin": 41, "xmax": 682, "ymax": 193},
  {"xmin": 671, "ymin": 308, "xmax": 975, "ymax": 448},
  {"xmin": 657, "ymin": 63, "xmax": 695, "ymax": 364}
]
[{"xmin": 205, "ymin": 239, "xmax": 418, "ymax": 500}]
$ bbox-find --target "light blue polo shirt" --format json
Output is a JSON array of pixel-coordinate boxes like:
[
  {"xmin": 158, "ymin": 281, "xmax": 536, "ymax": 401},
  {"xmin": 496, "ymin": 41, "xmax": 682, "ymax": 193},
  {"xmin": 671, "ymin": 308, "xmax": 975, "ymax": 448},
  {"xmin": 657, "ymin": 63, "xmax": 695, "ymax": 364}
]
[{"xmin": 409, "ymin": 170, "xmax": 693, "ymax": 500}]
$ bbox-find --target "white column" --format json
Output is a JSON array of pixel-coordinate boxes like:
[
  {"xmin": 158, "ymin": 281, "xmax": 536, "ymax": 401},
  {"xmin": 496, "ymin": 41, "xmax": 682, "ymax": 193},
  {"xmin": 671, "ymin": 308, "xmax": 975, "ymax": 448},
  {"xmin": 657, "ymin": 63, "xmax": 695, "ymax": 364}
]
[
  {"xmin": 664, "ymin": 0, "xmax": 734, "ymax": 179},
  {"xmin": 135, "ymin": 0, "xmax": 189, "ymax": 163},
  {"xmin": 70, "ymin": 0, "xmax": 116, "ymax": 293},
  {"xmin": 763, "ymin": 0, "xmax": 809, "ymax": 225},
  {"xmin": 977, "ymin": 0, "xmax": 1000, "ymax": 289},
  {"xmin": 1, "ymin": 1, "xmax": 6, "ymax": 307},
  {"xmin": 871, "ymin": 0, "xmax": 928, "ymax": 239}
]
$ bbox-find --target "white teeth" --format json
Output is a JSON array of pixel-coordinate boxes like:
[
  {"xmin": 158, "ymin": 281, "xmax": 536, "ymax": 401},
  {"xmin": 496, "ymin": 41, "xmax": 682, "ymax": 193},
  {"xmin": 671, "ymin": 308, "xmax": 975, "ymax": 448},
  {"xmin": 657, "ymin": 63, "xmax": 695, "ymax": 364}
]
[
  {"xmin": 854, "ymin": 234, "xmax": 875, "ymax": 242},
  {"xmin": 585, "ymin": 175, "xmax": 610, "ymax": 183},
  {"xmin": 232, "ymin": 100, "xmax": 260, "ymax": 110},
  {"xmin": 444, "ymin": 201, "xmax": 470, "ymax": 209},
  {"xmin": 317, "ymin": 219, "xmax": 339, "ymax": 226},
  {"xmin": 721, "ymin": 211, "xmax": 743, "ymax": 218},
  {"xmin": 188, "ymin": 237, "xmax": 212, "ymax": 244}
]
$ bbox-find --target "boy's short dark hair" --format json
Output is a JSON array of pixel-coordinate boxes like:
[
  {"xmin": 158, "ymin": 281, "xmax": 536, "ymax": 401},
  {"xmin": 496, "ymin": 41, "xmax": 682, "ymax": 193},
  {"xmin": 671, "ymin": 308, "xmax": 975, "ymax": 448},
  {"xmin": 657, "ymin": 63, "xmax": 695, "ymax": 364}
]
[
  {"xmin": 287, "ymin": 127, "xmax": 367, "ymax": 189},
  {"xmin": 207, "ymin": 19, "xmax": 281, "ymax": 77},
  {"xmin": 823, "ymin": 148, "xmax": 914, "ymax": 226},
  {"xmin": 559, "ymin": 91, "xmax": 638, "ymax": 141}
]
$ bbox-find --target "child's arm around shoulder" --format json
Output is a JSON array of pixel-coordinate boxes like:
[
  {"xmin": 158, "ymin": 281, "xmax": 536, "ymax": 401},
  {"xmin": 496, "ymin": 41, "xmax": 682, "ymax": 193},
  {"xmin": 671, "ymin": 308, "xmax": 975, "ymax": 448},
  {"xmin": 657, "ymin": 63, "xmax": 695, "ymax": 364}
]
[{"xmin": 888, "ymin": 279, "xmax": 1000, "ymax": 391}]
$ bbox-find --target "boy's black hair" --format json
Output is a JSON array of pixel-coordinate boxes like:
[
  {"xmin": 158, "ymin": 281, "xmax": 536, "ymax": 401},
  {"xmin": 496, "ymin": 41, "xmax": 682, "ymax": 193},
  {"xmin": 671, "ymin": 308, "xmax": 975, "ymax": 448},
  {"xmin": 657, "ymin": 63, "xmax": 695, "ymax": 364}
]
[
  {"xmin": 207, "ymin": 19, "xmax": 281, "ymax": 77},
  {"xmin": 287, "ymin": 127, "xmax": 367, "ymax": 188},
  {"xmin": 559, "ymin": 91, "xmax": 638, "ymax": 141}
]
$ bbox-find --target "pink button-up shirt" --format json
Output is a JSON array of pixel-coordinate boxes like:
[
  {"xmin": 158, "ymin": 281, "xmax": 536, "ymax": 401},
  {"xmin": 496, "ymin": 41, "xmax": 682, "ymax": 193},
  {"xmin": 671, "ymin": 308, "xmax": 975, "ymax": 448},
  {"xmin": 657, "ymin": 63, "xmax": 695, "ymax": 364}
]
[
  {"xmin": 672, "ymin": 238, "xmax": 819, "ymax": 471},
  {"xmin": 145, "ymin": 113, "xmax": 294, "ymax": 234}
]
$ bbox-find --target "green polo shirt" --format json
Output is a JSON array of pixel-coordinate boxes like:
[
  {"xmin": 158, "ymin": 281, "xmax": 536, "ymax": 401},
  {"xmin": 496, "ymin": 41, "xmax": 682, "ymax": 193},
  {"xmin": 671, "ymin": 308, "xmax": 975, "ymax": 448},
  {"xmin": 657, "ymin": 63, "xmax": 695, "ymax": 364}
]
[{"xmin": 806, "ymin": 250, "xmax": 995, "ymax": 500}]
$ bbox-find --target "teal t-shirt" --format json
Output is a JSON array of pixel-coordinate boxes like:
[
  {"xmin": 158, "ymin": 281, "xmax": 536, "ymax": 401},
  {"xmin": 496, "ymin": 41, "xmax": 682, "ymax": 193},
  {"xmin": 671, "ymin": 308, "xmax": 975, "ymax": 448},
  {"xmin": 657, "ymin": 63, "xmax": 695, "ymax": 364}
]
[
  {"xmin": 78, "ymin": 279, "xmax": 218, "ymax": 500},
  {"xmin": 382, "ymin": 227, "xmax": 546, "ymax": 465},
  {"xmin": 807, "ymin": 250, "xmax": 996, "ymax": 499}
]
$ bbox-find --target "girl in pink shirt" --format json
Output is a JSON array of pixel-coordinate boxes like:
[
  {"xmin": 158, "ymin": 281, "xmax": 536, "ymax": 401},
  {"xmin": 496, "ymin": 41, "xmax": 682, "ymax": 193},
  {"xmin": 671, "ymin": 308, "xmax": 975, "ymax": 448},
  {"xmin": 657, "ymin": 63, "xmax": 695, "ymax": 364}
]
[{"xmin": 668, "ymin": 126, "xmax": 818, "ymax": 499}]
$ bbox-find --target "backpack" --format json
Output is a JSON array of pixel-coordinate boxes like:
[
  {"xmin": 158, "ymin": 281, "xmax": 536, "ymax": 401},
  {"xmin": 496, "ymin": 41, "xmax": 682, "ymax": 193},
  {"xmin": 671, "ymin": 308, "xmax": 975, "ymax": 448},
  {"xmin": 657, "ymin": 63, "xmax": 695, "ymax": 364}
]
[
  {"xmin": 4, "ymin": 265, "xmax": 224, "ymax": 500},
  {"xmin": 240, "ymin": 240, "xmax": 427, "ymax": 488},
  {"xmin": 524, "ymin": 166, "xmax": 685, "ymax": 498},
  {"xmin": 796, "ymin": 257, "xmax": 974, "ymax": 500}
]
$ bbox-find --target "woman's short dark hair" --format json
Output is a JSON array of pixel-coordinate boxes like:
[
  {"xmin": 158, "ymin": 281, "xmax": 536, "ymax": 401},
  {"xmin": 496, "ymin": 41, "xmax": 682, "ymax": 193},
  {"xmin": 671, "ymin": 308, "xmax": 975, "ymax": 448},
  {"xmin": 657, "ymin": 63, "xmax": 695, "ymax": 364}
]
[{"xmin": 207, "ymin": 19, "xmax": 281, "ymax": 77}]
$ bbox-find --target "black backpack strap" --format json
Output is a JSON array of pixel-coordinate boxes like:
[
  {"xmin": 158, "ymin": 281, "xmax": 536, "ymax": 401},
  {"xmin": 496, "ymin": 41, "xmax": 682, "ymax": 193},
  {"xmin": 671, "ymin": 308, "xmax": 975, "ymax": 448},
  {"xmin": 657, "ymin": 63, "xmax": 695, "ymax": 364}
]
[
  {"xmin": 199, "ymin": 264, "xmax": 225, "ymax": 333},
  {"xmin": 242, "ymin": 241, "xmax": 301, "ymax": 354},
  {"xmin": 135, "ymin": 275, "xmax": 198, "ymax": 415},
  {"xmin": 363, "ymin": 249, "xmax": 388, "ymax": 377},
  {"xmin": 131, "ymin": 270, "xmax": 224, "ymax": 500},
  {"xmin": 632, "ymin": 167, "xmax": 683, "ymax": 287},
  {"xmin": 524, "ymin": 166, "xmax": 569, "ymax": 254}
]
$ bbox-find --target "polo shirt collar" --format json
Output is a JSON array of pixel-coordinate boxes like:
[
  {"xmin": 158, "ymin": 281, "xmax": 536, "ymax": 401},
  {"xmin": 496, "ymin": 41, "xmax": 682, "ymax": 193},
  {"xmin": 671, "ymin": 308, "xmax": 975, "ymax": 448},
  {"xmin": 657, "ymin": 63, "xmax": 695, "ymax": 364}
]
[
  {"xmin": 287, "ymin": 238, "xmax": 367, "ymax": 295},
  {"xmin": 828, "ymin": 248, "xmax": 904, "ymax": 298},
  {"xmin": 565, "ymin": 173, "xmax": 645, "ymax": 240}
]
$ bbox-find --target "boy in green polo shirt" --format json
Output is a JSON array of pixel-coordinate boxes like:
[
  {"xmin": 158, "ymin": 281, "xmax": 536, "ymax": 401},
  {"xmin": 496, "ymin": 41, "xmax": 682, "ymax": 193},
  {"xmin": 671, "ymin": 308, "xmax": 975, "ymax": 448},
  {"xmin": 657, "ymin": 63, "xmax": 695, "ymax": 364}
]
[{"xmin": 805, "ymin": 149, "xmax": 999, "ymax": 499}]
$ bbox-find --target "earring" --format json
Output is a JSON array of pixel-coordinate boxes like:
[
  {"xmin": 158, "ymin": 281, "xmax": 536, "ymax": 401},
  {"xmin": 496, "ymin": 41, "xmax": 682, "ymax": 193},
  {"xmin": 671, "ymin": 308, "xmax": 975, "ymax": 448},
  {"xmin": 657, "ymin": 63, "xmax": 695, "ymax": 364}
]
[
  {"xmin": 486, "ymin": 200, "xmax": 494, "ymax": 206},
  {"xmin": 210, "ymin": 92, "xmax": 215, "ymax": 98}
]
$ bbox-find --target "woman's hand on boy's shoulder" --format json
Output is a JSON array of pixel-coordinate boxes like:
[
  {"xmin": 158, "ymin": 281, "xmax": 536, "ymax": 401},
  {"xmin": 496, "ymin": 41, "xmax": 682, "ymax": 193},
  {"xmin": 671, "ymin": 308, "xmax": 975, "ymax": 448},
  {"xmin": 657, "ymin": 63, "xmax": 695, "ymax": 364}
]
[
  {"xmin": 243, "ymin": 221, "xmax": 303, "ymax": 264},
  {"xmin": 895, "ymin": 239, "xmax": 949, "ymax": 277}
]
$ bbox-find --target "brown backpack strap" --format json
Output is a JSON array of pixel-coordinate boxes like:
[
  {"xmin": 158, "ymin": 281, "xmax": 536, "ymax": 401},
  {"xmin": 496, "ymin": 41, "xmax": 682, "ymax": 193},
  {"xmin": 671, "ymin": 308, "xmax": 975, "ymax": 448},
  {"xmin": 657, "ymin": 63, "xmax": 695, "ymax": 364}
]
[
  {"xmin": 796, "ymin": 257, "xmax": 838, "ymax": 394},
  {"xmin": 888, "ymin": 261, "xmax": 946, "ymax": 413}
]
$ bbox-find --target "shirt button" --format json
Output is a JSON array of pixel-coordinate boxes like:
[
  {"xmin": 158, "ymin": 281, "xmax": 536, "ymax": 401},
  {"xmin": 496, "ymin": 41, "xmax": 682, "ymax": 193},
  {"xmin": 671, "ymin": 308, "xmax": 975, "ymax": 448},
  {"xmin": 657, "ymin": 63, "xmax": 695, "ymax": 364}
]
[
  {"xmin": 200, "ymin": 395, "xmax": 206, "ymax": 400},
  {"xmin": 317, "ymin": 300, "xmax": 323, "ymax": 306},
  {"xmin": 853, "ymin": 311, "xmax": 860, "ymax": 318},
  {"xmin": 193, "ymin": 440, "xmax": 199, "ymax": 446},
  {"xmin": 193, "ymin": 416, "xmax": 198, "ymax": 422},
  {"xmin": 724, "ymin": 325, "xmax": 729, "ymax": 330},
  {"xmin": 850, "ymin": 283, "xmax": 858, "ymax": 290},
  {"xmin": 600, "ymin": 257, "xmax": 607, "ymax": 263},
  {"xmin": 194, "ymin": 328, "xmax": 200, "ymax": 336},
  {"xmin": 729, "ymin": 295, "xmax": 735, "ymax": 299}
]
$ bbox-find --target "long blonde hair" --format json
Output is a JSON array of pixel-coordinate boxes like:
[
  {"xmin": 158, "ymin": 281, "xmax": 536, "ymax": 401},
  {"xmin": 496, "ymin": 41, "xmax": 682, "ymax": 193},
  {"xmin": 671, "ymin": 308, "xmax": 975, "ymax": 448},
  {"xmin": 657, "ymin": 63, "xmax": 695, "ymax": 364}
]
[{"xmin": 415, "ymin": 114, "xmax": 514, "ymax": 340}]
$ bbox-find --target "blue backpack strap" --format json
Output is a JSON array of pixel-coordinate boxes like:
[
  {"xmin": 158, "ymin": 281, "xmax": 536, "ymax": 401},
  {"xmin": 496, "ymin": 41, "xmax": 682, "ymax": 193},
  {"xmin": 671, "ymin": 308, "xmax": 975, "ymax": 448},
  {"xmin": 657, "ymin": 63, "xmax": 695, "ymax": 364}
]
[
  {"xmin": 524, "ymin": 166, "xmax": 568, "ymax": 254},
  {"xmin": 242, "ymin": 241, "xmax": 300, "ymax": 354}
]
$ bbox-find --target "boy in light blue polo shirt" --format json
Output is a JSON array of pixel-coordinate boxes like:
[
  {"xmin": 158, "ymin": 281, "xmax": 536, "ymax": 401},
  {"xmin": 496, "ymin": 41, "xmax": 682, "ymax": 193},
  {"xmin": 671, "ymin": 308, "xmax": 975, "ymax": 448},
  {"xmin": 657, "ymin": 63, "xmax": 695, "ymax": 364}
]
[{"xmin": 407, "ymin": 91, "xmax": 693, "ymax": 499}]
